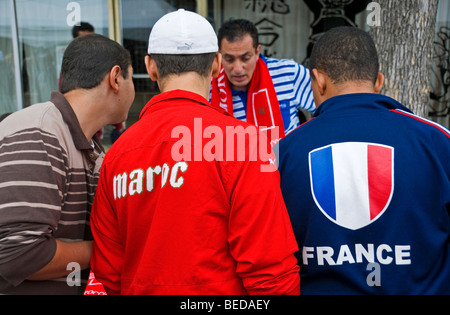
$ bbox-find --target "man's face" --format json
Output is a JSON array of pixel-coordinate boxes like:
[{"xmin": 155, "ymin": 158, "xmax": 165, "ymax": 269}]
[
  {"xmin": 77, "ymin": 30, "xmax": 94, "ymax": 37},
  {"xmin": 220, "ymin": 33, "xmax": 261, "ymax": 91}
]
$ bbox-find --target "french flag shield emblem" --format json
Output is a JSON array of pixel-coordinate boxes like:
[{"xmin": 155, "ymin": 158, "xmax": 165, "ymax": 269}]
[{"xmin": 309, "ymin": 142, "xmax": 394, "ymax": 230}]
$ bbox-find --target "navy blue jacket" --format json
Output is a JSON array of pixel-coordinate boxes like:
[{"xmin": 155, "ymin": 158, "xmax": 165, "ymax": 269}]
[{"xmin": 278, "ymin": 93, "xmax": 450, "ymax": 294}]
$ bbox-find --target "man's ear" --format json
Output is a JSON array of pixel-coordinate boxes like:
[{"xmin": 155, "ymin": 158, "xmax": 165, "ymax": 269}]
[
  {"xmin": 374, "ymin": 72, "xmax": 385, "ymax": 94},
  {"xmin": 145, "ymin": 55, "xmax": 159, "ymax": 82},
  {"xmin": 212, "ymin": 53, "xmax": 222, "ymax": 79},
  {"xmin": 109, "ymin": 65, "xmax": 122, "ymax": 94},
  {"xmin": 311, "ymin": 69, "xmax": 327, "ymax": 96},
  {"xmin": 256, "ymin": 44, "xmax": 262, "ymax": 57}
]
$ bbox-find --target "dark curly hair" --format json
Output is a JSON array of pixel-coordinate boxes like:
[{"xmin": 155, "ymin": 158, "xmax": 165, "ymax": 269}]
[
  {"xmin": 218, "ymin": 19, "xmax": 259, "ymax": 50},
  {"xmin": 60, "ymin": 34, "xmax": 132, "ymax": 94},
  {"xmin": 309, "ymin": 27, "xmax": 379, "ymax": 85}
]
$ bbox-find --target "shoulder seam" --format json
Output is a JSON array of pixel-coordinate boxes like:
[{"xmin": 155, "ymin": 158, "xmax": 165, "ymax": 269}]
[{"xmin": 390, "ymin": 109, "xmax": 450, "ymax": 138}]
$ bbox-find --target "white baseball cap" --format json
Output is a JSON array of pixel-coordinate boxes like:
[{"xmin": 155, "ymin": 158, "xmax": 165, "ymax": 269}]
[{"xmin": 147, "ymin": 9, "xmax": 218, "ymax": 55}]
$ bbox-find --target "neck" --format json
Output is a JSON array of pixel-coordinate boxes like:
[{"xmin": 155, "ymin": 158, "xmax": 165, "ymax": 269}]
[
  {"xmin": 334, "ymin": 81, "xmax": 377, "ymax": 96},
  {"xmin": 318, "ymin": 81, "xmax": 378, "ymax": 107},
  {"xmin": 64, "ymin": 89, "xmax": 109, "ymax": 141},
  {"xmin": 159, "ymin": 72, "xmax": 211, "ymax": 100},
  {"xmin": 231, "ymin": 84, "xmax": 249, "ymax": 92}
]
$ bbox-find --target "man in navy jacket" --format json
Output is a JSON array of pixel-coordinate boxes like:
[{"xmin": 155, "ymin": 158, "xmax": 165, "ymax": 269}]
[{"xmin": 277, "ymin": 26, "xmax": 450, "ymax": 294}]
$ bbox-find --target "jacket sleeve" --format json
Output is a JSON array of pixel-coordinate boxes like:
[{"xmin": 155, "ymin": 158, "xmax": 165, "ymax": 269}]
[
  {"xmin": 226, "ymin": 132, "xmax": 300, "ymax": 295},
  {"xmin": 90, "ymin": 164, "xmax": 123, "ymax": 295}
]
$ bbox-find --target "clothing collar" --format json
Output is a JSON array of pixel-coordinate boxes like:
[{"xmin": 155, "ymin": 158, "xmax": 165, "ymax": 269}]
[
  {"xmin": 50, "ymin": 91, "xmax": 103, "ymax": 152},
  {"xmin": 231, "ymin": 88, "xmax": 247, "ymax": 98},
  {"xmin": 313, "ymin": 93, "xmax": 413, "ymax": 118},
  {"xmin": 140, "ymin": 89, "xmax": 229, "ymax": 119},
  {"xmin": 259, "ymin": 54, "xmax": 268, "ymax": 64}
]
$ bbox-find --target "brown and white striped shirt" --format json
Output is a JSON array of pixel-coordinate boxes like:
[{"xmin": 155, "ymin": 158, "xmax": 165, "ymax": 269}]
[{"xmin": 0, "ymin": 92, "xmax": 104, "ymax": 294}]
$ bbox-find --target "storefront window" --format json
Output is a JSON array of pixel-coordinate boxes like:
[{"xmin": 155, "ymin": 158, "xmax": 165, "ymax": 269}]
[
  {"xmin": 1, "ymin": 0, "xmax": 448, "ymax": 129},
  {"xmin": 120, "ymin": 0, "xmax": 200, "ymax": 126},
  {"xmin": 121, "ymin": 0, "xmax": 198, "ymax": 77},
  {"xmin": 0, "ymin": 0, "xmax": 18, "ymax": 116},
  {"xmin": 14, "ymin": 0, "xmax": 109, "ymax": 107}
]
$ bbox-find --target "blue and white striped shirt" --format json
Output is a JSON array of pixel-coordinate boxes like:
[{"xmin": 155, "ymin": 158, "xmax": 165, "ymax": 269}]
[{"xmin": 230, "ymin": 55, "xmax": 315, "ymax": 135}]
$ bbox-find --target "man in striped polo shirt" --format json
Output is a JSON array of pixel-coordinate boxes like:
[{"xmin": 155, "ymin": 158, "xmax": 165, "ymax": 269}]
[
  {"xmin": 211, "ymin": 19, "xmax": 315, "ymax": 144},
  {"xmin": 0, "ymin": 34, "xmax": 135, "ymax": 294}
]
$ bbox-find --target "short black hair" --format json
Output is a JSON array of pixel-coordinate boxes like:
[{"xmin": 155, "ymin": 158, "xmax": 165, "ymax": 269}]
[
  {"xmin": 60, "ymin": 34, "xmax": 132, "ymax": 94},
  {"xmin": 72, "ymin": 22, "xmax": 95, "ymax": 38},
  {"xmin": 149, "ymin": 53, "xmax": 217, "ymax": 79},
  {"xmin": 218, "ymin": 19, "xmax": 259, "ymax": 50},
  {"xmin": 309, "ymin": 27, "xmax": 379, "ymax": 85}
]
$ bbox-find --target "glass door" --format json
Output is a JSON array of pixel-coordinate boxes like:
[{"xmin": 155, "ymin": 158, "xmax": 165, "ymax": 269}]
[
  {"xmin": 0, "ymin": 0, "xmax": 18, "ymax": 116},
  {"xmin": 119, "ymin": 0, "xmax": 210, "ymax": 127},
  {"xmin": 14, "ymin": 0, "xmax": 110, "ymax": 107}
]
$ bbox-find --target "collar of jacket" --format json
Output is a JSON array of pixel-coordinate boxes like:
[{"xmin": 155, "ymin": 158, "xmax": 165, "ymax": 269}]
[
  {"xmin": 313, "ymin": 93, "xmax": 413, "ymax": 118},
  {"xmin": 139, "ymin": 89, "xmax": 232, "ymax": 120}
]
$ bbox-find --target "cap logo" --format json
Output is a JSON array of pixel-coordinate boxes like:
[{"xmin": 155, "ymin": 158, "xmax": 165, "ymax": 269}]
[{"xmin": 177, "ymin": 42, "xmax": 194, "ymax": 52}]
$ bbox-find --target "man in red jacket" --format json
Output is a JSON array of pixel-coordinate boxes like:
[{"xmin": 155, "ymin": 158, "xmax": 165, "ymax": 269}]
[{"xmin": 90, "ymin": 9, "xmax": 300, "ymax": 295}]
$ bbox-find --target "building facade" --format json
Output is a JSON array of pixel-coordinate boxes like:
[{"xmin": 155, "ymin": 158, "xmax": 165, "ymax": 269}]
[{"xmin": 1, "ymin": 0, "xmax": 449, "ymax": 144}]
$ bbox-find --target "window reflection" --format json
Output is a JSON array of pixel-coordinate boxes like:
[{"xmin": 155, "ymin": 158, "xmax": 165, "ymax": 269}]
[
  {"xmin": 120, "ymin": 0, "xmax": 198, "ymax": 126},
  {"xmin": 15, "ymin": 0, "xmax": 109, "ymax": 107},
  {"xmin": 0, "ymin": 1, "xmax": 17, "ymax": 115},
  {"xmin": 121, "ymin": 0, "xmax": 197, "ymax": 89}
]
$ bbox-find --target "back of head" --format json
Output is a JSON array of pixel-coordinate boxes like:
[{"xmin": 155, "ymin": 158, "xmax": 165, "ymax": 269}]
[
  {"xmin": 72, "ymin": 22, "xmax": 95, "ymax": 38},
  {"xmin": 218, "ymin": 18, "xmax": 259, "ymax": 50},
  {"xmin": 60, "ymin": 34, "xmax": 131, "ymax": 94},
  {"xmin": 147, "ymin": 9, "xmax": 218, "ymax": 79},
  {"xmin": 309, "ymin": 27, "xmax": 379, "ymax": 85}
]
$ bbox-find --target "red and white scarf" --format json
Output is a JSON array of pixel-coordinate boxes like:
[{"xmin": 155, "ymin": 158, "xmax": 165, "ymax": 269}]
[{"xmin": 211, "ymin": 57, "xmax": 285, "ymax": 144}]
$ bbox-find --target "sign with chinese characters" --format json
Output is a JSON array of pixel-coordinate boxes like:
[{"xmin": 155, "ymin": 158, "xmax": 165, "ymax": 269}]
[
  {"xmin": 219, "ymin": 0, "xmax": 371, "ymax": 65},
  {"xmin": 220, "ymin": 0, "xmax": 312, "ymax": 64}
]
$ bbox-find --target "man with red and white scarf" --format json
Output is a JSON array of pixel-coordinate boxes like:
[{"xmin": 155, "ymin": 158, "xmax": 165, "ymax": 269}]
[{"xmin": 211, "ymin": 19, "xmax": 315, "ymax": 145}]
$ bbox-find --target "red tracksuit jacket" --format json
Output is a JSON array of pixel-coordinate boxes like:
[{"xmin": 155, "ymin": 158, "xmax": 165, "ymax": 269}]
[{"xmin": 90, "ymin": 89, "xmax": 300, "ymax": 295}]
